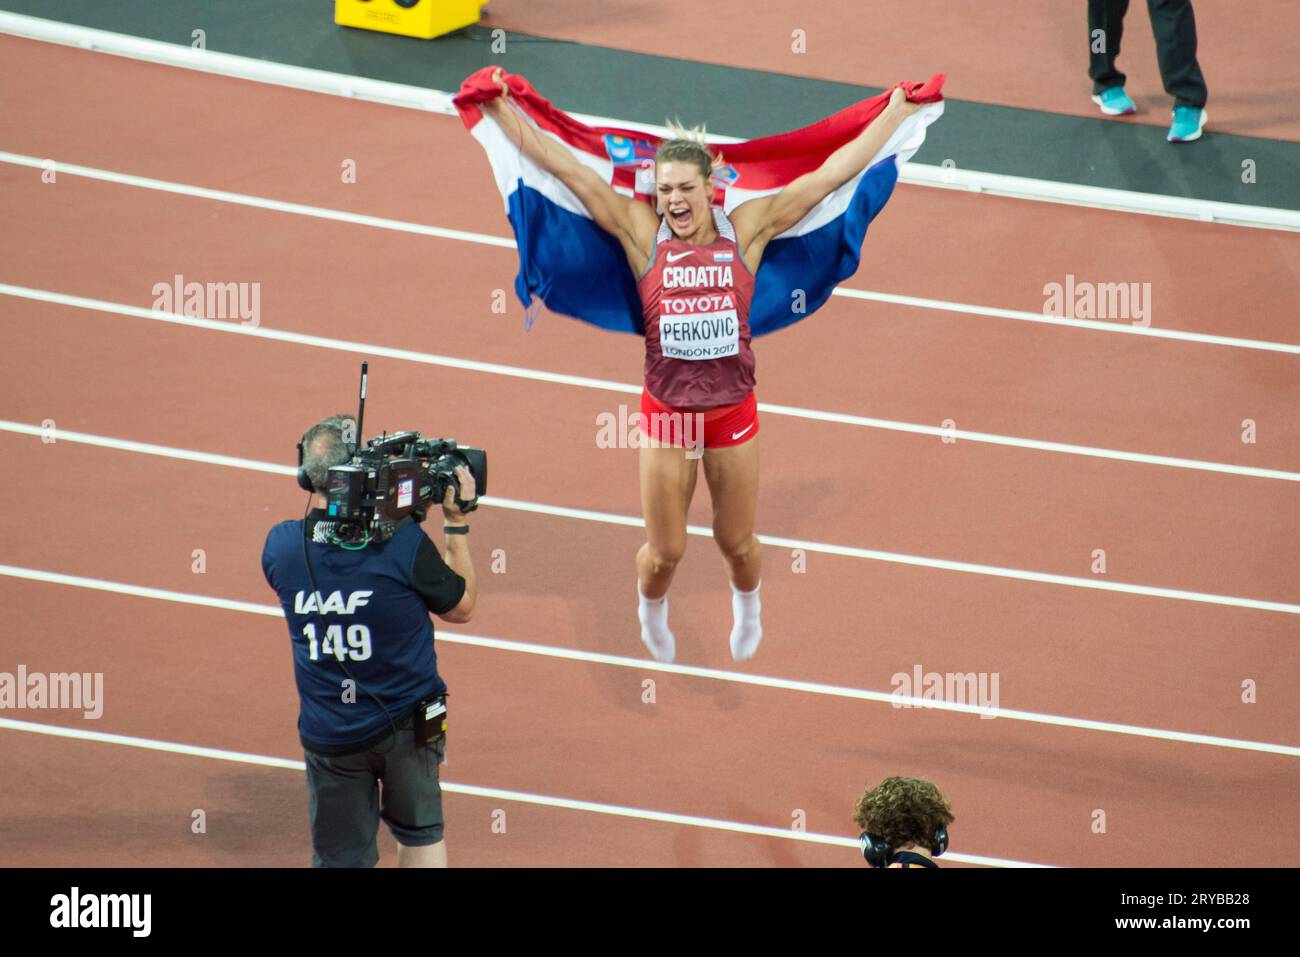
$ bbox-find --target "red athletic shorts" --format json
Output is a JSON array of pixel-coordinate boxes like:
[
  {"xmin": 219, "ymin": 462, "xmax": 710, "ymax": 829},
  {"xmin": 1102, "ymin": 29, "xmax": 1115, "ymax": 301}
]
[{"xmin": 639, "ymin": 387, "xmax": 759, "ymax": 450}]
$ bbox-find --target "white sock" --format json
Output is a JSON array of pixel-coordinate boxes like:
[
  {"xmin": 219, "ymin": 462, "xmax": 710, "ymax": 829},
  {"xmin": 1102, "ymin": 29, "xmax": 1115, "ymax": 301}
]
[
  {"xmin": 729, "ymin": 581, "xmax": 763, "ymax": 661},
  {"xmin": 637, "ymin": 584, "xmax": 676, "ymax": 663}
]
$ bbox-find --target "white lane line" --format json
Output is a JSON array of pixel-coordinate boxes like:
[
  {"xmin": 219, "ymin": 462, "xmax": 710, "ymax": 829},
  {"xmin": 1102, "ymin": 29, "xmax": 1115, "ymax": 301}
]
[
  {"xmin": 0, "ymin": 716, "xmax": 1040, "ymax": 867},
  {"xmin": 0, "ymin": 716, "xmax": 304, "ymax": 770},
  {"xmin": 4, "ymin": 283, "xmax": 1298, "ymax": 483},
  {"xmin": 0, "ymin": 283, "xmax": 638, "ymax": 394},
  {"xmin": 3, "ymin": 151, "xmax": 1299, "ymax": 355},
  {"xmin": 0, "ymin": 151, "xmax": 514, "ymax": 248},
  {"xmin": 2, "ymin": 423, "xmax": 1298, "ymax": 614},
  {"xmin": 2, "ymin": 10, "xmax": 1297, "ymax": 232},
  {"xmin": 3, "ymin": 564, "xmax": 1299, "ymax": 758},
  {"xmin": 830, "ymin": 286, "xmax": 1300, "ymax": 354},
  {"xmin": 0, "ymin": 563, "xmax": 282, "ymax": 617}
]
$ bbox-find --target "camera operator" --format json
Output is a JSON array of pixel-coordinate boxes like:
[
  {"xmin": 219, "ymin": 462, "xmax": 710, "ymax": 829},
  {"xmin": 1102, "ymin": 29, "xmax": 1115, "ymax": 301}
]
[
  {"xmin": 853, "ymin": 776, "xmax": 955, "ymax": 869},
  {"xmin": 261, "ymin": 414, "xmax": 477, "ymax": 868}
]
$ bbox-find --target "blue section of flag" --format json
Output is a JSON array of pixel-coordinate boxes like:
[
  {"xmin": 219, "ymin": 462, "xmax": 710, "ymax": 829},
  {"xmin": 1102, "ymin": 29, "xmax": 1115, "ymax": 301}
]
[
  {"xmin": 506, "ymin": 181, "xmax": 644, "ymax": 334},
  {"xmin": 750, "ymin": 157, "xmax": 899, "ymax": 336},
  {"xmin": 502, "ymin": 156, "xmax": 898, "ymax": 338}
]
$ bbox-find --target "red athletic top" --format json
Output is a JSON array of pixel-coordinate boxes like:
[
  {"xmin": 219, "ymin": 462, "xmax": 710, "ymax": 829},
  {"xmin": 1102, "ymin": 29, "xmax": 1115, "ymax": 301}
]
[{"xmin": 637, "ymin": 206, "xmax": 756, "ymax": 409}]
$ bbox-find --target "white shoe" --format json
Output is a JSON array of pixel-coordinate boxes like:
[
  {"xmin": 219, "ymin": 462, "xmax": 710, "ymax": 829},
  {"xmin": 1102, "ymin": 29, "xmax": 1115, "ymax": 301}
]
[
  {"xmin": 728, "ymin": 582, "xmax": 762, "ymax": 661},
  {"xmin": 637, "ymin": 586, "xmax": 675, "ymax": 662}
]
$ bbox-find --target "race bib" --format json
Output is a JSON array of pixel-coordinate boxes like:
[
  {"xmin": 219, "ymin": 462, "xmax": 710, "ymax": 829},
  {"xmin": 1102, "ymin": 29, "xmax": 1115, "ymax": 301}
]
[{"xmin": 658, "ymin": 293, "xmax": 740, "ymax": 361}]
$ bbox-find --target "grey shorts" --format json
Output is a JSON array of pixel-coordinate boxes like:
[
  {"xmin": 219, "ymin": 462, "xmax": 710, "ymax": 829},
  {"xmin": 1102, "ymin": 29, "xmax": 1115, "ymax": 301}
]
[{"xmin": 304, "ymin": 722, "xmax": 446, "ymax": 868}]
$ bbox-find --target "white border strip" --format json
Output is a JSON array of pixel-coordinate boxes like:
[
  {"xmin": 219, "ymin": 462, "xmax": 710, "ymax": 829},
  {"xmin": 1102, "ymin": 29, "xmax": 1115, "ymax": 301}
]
[
  {"xmin": 0, "ymin": 716, "xmax": 1042, "ymax": 867},
  {"xmin": 3, "ymin": 149, "xmax": 1297, "ymax": 355},
  {"xmin": 826, "ymin": 285, "xmax": 1300, "ymax": 354},
  {"xmin": 0, "ymin": 152, "xmax": 515, "ymax": 248},
  {"xmin": 903, "ymin": 163, "xmax": 1300, "ymax": 231},
  {"xmin": 4, "ymin": 283, "xmax": 1298, "ymax": 482},
  {"xmin": 2, "ymin": 566, "xmax": 1297, "ymax": 759},
  {"xmin": 1, "ymin": 10, "xmax": 1297, "ymax": 232},
  {"xmin": 2, "ymin": 418, "xmax": 1300, "ymax": 617}
]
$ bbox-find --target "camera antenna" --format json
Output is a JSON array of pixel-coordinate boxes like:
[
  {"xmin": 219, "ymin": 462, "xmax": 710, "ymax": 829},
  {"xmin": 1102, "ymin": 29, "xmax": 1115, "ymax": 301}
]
[{"xmin": 352, "ymin": 361, "xmax": 368, "ymax": 455}]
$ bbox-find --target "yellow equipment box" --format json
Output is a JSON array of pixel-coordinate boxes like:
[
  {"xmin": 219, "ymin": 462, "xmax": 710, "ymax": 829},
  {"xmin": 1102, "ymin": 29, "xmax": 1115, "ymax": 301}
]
[{"xmin": 335, "ymin": 0, "xmax": 487, "ymax": 41}]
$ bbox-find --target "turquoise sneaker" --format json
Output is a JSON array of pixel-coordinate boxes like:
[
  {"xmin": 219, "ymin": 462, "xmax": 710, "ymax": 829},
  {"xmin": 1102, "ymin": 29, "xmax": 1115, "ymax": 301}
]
[
  {"xmin": 1091, "ymin": 86, "xmax": 1137, "ymax": 115},
  {"xmin": 1168, "ymin": 106, "xmax": 1207, "ymax": 142}
]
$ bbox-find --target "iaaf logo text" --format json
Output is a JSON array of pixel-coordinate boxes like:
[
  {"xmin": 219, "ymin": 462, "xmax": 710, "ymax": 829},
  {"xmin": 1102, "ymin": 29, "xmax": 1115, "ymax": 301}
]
[
  {"xmin": 294, "ymin": 590, "xmax": 373, "ymax": 615},
  {"xmin": 891, "ymin": 665, "xmax": 1000, "ymax": 719},
  {"xmin": 151, "ymin": 273, "xmax": 261, "ymax": 326},
  {"xmin": 596, "ymin": 404, "xmax": 706, "ymax": 460}
]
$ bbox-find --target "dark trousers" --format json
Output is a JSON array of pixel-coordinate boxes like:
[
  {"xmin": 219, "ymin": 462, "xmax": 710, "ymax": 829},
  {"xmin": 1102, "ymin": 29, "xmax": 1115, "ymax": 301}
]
[
  {"xmin": 1088, "ymin": 0, "xmax": 1208, "ymax": 108},
  {"xmin": 304, "ymin": 723, "xmax": 446, "ymax": 868}
]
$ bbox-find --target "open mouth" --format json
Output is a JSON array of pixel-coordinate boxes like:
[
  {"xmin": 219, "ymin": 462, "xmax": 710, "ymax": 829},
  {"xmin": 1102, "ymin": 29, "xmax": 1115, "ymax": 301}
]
[{"xmin": 669, "ymin": 207, "xmax": 691, "ymax": 229}]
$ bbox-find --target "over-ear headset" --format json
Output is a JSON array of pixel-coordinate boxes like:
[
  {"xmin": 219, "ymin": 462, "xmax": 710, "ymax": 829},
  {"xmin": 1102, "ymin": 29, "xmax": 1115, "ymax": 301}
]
[
  {"xmin": 296, "ymin": 436, "xmax": 315, "ymax": 493},
  {"xmin": 298, "ymin": 415, "xmax": 361, "ymax": 495},
  {"xmin": 859, "ymin": 825, "xmax": 948, "ymax": 868}
]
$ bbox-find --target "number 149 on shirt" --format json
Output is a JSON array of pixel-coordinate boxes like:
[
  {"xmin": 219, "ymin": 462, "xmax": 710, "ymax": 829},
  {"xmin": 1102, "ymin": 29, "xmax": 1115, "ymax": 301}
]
[{"xmin": 303, "ymin": 622, "xmax": 372, "ymax": 662}]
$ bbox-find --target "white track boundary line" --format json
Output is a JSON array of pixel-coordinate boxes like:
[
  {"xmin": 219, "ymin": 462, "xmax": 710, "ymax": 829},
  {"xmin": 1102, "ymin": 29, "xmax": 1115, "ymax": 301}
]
[
  {"xmin": 828, "ymin": 285, "xmax": 1300, "ymax": 354},
  {"xmin": 3, "ymin": 150, "xmax": 1300, "ymax": 356},
  {"xmin": 2, "ymin": 423, "xmax": 1298, "ymax": 615},
  {"xmin": 0, "ymin": 151, "xmax": 514, "ymax": 249},
  {"xmin": 4, "ymin": 283, "xmax": 1298, "ymax": 484},
  {"xmin": 2, "ymin": 11, "xmax": 1297, "ymax": 232},
  {"xmin": 0, "ymin": 717, "xmax": 1041, "ymax": 867},
  {"xmin": 3, "ymin": 565, "xmax": 1298, "ymax": 760}
]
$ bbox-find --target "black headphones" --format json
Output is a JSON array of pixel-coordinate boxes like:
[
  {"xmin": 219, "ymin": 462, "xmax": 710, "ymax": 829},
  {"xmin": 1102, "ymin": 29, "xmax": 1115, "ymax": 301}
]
[
  {"xmin": 859, "ymin": 825, "xmax": 948, "ymax": 868},
  {"xmin": 295, "ymin": 437, "xmax": 315, "ymax": 493},
  {"xmin": 299, "ymin": 416, "xmax": 362, "ymax": 495}
]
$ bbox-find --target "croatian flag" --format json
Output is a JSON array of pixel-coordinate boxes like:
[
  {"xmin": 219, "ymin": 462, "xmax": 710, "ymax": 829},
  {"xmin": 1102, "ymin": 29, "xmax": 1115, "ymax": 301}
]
[{"xmin": 454, "ymin": 67, "xmax": 945, "ymax": 336}]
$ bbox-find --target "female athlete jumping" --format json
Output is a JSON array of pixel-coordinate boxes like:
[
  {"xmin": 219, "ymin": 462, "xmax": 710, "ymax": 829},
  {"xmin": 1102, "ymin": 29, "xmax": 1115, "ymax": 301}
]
[{"xmin": 482, "ymin": 74, "xmax": 920, "ymax": 663}]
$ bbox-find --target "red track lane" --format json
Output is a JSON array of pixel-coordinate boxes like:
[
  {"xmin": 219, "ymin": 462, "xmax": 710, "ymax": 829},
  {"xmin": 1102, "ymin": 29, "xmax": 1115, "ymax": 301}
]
[
  {"xmin": 0, "ymin": 731, "xmax": 864, "ymax": 867},
  {"xmin": 2, "ymin": 43, "xmax": 1297, "ymax": 473},
  {"xmin": 2, "ymin": 34, "xmax": 1298, "ymax": 349},
  {"xmin": 4, "ymin": 286, "xmax": 1300, "ymax": 606},
  {"xmin": 3, "ymin": 430, "xmax": 1296, "ymax": 748},
  {"xmin": 4, "ymin": 582, "xmax": 1298, "ymax": 867},
  {"xmin": 5, "ymin": 167, "xmax": 1300, "ymax": 473},
  {"xmin": 3, "ymin": 37, "xmax": 1299, "ymax": 869},
  {"xmin": 482, "ymin": 0, "xmax": 1300, "ymax": 141}
]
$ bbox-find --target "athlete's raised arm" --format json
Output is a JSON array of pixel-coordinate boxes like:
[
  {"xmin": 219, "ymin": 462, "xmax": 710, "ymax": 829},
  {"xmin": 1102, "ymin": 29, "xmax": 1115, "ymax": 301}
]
[
  {"xmin": 731, "ymin": 87, "xmax": 922, "ymax": 272},
  {"xmin": 480, "ymin": 73, "xmax": 659, "ymax": 273}
]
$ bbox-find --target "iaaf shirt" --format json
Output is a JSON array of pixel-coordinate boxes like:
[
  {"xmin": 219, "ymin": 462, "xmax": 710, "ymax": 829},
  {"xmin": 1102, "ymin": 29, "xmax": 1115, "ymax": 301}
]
[
  {"xmin": 638, "ymin": 206, "xmax": 757, "ymax": 408},
  {"xmin": 261, "ymin": 510, "xmax": 464, "ymax": 753}
]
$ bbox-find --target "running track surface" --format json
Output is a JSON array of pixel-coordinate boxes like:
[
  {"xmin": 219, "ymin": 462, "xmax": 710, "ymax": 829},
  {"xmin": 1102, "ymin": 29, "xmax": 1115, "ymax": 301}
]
[
  {"xmin": 1, "ymin": 35, "xmax": 1298, "ymax": 867},
  {"xmin": 489, "ymin": 0, "xmax": 1300, "ymax": 141}
]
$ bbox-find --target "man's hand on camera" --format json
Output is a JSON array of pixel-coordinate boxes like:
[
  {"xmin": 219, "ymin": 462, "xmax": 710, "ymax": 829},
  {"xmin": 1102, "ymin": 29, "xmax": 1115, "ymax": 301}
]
[{"xmin": 442, "ymin": 465, "xmax": 477, "ymax": 524}]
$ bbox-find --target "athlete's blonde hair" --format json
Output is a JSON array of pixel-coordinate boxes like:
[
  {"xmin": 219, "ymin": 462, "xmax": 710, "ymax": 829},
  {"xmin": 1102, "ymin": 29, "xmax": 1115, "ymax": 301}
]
[{"xmin": 655, "ymin": 119, "xmax": 724, "ymax": 182}]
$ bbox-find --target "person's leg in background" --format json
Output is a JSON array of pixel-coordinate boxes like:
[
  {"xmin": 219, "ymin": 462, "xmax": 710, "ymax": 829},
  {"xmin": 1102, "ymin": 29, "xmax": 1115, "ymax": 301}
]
[
  {"xmin": 1088, "ymin": 0, "xmax": 1132, "ymax": 105},
  {"xmin": 1145, "ymin": 0, "xmax": 1207, "ymax": 108},
  {"xmin": 1145, "ymin": 0, "xmax": 1208, "ymax": 140}
]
